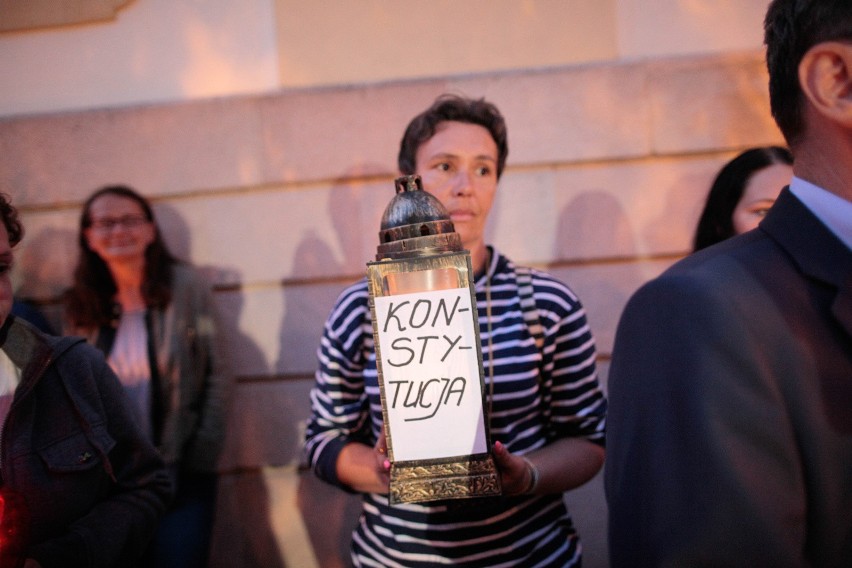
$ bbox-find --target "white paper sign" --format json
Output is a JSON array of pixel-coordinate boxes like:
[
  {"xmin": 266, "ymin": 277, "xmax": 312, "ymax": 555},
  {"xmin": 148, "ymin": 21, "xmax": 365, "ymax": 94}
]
[{"xmin": 374, "ymin": 287, "xmax": 487, "ymax": 462}]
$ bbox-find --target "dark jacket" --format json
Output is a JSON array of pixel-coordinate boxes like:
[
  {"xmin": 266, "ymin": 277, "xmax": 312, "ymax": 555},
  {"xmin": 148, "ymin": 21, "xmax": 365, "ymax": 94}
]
[
  {"xmin": 606, "ymin": 189, "xmax": 852, "ymax": 567},
  {"xmin": 0, "ymin": 316, "xmax": 173, "ymax": 568},
  {"xmin": 70, "ymin": 264, "xmax": 230, "ymax": 473}
]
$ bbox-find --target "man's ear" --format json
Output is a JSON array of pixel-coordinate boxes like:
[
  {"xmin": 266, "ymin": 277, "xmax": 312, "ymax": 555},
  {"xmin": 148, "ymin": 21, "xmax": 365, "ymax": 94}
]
[{"xmin": 799, "ymin": 41, "xmax": 852, "ymax": 128}]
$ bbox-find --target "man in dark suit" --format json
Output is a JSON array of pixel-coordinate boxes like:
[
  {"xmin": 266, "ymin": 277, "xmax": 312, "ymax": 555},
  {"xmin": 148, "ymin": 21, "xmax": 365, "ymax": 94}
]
[{"xmin": 605, "ymin": 1, "xmax": 852, "ymax": 566}]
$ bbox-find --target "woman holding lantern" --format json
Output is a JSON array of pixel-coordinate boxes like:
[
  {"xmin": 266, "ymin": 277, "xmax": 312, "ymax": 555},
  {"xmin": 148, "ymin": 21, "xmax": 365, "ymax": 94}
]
[{"xmin": 305, "ymin": 94, "xmax": 607, "ymax": 567}]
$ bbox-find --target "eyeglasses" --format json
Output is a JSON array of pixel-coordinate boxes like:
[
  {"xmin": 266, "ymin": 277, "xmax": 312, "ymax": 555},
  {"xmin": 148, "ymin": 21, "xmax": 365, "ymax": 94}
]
[{"xmin": 88, "ymin": 215, "xmax": 150, "ymax": 231}]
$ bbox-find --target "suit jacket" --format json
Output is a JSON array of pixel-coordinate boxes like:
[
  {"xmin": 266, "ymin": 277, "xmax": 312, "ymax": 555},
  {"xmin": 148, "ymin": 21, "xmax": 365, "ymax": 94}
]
[{"xmin": 605, "ymin": 188, "xmax": 852, "ymax": 567}]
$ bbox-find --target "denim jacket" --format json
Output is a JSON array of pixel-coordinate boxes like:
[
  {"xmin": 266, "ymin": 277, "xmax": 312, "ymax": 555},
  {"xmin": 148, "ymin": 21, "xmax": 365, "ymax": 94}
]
[{"xmin": 0, "ymin": 315, "xmax": 172, "ymax": 568}]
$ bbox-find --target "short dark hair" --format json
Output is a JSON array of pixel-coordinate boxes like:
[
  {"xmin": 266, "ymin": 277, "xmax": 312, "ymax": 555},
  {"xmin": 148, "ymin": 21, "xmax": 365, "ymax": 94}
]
[
  {"xmin": 764, "ymin": 0, "xmax": 852, "ymax": 146},
  {"xmin": 0, "ymin": 194, "xmax": 24, "ymax": 248},
  {"xmin": 693, "ymin": 146, "xmax": 793, "ymax": 251},
  {"xmin": 398, "ymin": 94, "xmax": 509, "ymax": 179},
  {"xmin": 66, "ymin": 185, "xmax": 177, "ymax": 328}
]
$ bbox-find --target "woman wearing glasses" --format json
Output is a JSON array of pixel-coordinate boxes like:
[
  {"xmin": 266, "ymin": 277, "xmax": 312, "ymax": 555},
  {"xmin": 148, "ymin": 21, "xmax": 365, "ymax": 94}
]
[{"xmin": 64, "ymin": 185, "xmax": 230, "ymax": 568}]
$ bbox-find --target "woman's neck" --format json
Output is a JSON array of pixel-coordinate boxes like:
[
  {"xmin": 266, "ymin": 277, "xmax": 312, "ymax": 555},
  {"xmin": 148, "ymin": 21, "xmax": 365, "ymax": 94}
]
[
  {"xmin": 469, "ymin": 242, "xmax": 490, "ymax": 279},
  {"xmin": 108, "ymin": 259, "xmax": 146, "ymax": 311}
]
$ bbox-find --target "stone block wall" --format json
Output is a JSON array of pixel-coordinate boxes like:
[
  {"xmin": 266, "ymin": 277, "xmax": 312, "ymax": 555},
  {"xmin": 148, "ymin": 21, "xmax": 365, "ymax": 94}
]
[{"xmin": 0, "ymin": 49, "xmax": 784, "ymax": 567}]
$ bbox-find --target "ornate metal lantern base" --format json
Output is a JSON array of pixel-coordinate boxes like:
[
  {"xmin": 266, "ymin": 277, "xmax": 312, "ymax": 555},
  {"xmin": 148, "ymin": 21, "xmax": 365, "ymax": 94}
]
[{"xmin": 390, "ymin": 455, "xmax": 501, "ymax": 505}]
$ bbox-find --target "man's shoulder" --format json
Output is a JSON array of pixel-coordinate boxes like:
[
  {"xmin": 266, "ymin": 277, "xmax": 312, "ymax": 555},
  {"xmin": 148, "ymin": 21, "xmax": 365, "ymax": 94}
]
[
  {"xmin": 665, "ymin": 230, "xmax": 779, "ymax": 282},
  {"xmin": 627, "ymin": 231, "xmax": 788, "ymax": 319}
]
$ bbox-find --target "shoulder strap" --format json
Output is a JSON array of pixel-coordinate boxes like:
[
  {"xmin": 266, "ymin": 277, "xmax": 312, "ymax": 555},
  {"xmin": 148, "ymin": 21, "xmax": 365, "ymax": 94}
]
[
  {"xmin": 515, "ymin": 265, "xmax": 552, "ymax": 437},
  {"xmin": 515, "ymin": 266, "xmax": 544, "ymax": 351}
]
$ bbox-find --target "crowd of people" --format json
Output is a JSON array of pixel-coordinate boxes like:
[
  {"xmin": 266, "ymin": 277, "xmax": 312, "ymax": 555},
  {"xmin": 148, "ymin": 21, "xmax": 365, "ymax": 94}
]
[{"xmin": 3, "ymin": 0, "xmax": 850, "ymax": 565}]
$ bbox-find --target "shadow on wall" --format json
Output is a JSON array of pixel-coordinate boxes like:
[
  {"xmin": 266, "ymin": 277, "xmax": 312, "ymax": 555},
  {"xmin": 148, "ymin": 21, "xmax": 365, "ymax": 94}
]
[
  {"xmin": 155, "ymin": 201, "xmax": 267, "ymax": 373},
  {"xmin": 273, "ymin": 168, "xmax": 392, "ymax": 567},
  {"xmin": 549, "ymin": 190, "xmax": 641, "ymax": 568},
  {"xmin": 151, "ymin": 202, "xmax": 191, "ymax": 264},
  {"xmin": 553, "ymin": 191, "xmax": 635, "ymax": 262},
  {"xmin": 155, "ymin": 202, "xmax": 267, "ymax": 376},
  {"xmin": 275, "ymin": 229, "xmax": 343, "ymax": 375},
  {"xmin": 155, "ymin": 202, "xmax": 283, "ymax": 567},
  {"xmin": 14, "ymin": 224, "xmax": 78, "ymax": 331},
  {"xmin": 211, "ymin": 471, "xmax": 286, "ymax": 568},
  {"xmin": 297, "ymin": 469, "xmax": 361, "ymax": 568},
  {"xmin": 275, "ymin": 167, "xmax": 393, "ymax": 377},
  {"xmin": 642, "ymin": 167, "xmax": 715, "ymax": 255}
]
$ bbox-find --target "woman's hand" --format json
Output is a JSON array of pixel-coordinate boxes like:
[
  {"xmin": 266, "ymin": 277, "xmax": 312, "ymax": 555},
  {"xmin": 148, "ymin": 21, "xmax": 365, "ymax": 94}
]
[
  {"xmin": 373, "ymin": 429, "xmax": 391, "ymax": 490},
  {"xmin": 335, "ymin": 427, "xmax": 391, "ymax": 495},
  {"xmin": 493, "ymin": 438, "xmax": 605, "ymax": 497},
  {"xmin": 492, "ymin": 441, "xmax": 537, "ymax": 496}
]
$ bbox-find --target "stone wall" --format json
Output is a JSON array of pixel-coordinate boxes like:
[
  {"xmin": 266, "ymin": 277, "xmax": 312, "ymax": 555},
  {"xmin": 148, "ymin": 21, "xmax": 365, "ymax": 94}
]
[{"xmin": 0, "ymin": 50, "xmax": 784, "ymax": 567}]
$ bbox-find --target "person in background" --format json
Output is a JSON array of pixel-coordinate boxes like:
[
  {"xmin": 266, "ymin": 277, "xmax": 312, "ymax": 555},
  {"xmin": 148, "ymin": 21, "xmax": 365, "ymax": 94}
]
[
  {"xmin": 606, "ymin": 0, "xmax": 852, "ymax": 566},
  {"xmin": 63, "ymin": 185, "xmax": 230, "ymax": 568},
  {"xmin": 693, "ymin": 146, "xmax": 793, "ymax": 251},
  {"xmin": 305, "ymin": 94, "xmax": 607, "ymax": 567},
  {"xmin": 0, "ymin": 192, "xmax": 171, "ymax": 568}
]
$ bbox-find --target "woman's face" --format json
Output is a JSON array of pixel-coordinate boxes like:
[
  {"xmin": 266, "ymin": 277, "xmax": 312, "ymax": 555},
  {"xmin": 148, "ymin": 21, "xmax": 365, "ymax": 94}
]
[
  {"xmin": 732, "ymin": 163, "xmax": 793, "ymax": 235},
  {"xmin": 84, "ymin": 194, "xmax": 155, "ymax": 264},
  {"xmin": 414, "ymin": 121, "xmax": 499, "ymax": 254}
]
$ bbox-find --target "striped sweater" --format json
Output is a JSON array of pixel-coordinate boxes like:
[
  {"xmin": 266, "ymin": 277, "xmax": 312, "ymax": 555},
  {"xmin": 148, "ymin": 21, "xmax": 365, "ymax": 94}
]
[{"xmin": 305, "ymin": 248, "xmax": 607, "ymax": 567}]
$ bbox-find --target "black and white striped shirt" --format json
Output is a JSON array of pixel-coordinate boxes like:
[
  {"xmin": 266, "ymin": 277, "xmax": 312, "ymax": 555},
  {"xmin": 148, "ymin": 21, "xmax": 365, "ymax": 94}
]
[{"xmin": 305, "ymin": 248, "xmax": 607, "ymax": 567}]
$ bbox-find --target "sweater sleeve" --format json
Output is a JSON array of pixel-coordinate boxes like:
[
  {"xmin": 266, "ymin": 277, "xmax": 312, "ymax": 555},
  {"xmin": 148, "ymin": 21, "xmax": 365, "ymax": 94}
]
[
  {"xmin": 304, "ymin": 282, "xmax": 374, "ymax": 489},
  {"xmin": 535, "ymin": 273, "xmax": 607, "ymax": 446}
]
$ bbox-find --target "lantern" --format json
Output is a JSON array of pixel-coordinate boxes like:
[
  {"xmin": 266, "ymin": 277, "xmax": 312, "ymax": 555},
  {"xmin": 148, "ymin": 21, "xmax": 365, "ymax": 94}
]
[{"xmin": 366, "ymin": 174, "xmax": 501, "ymax": 505}]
